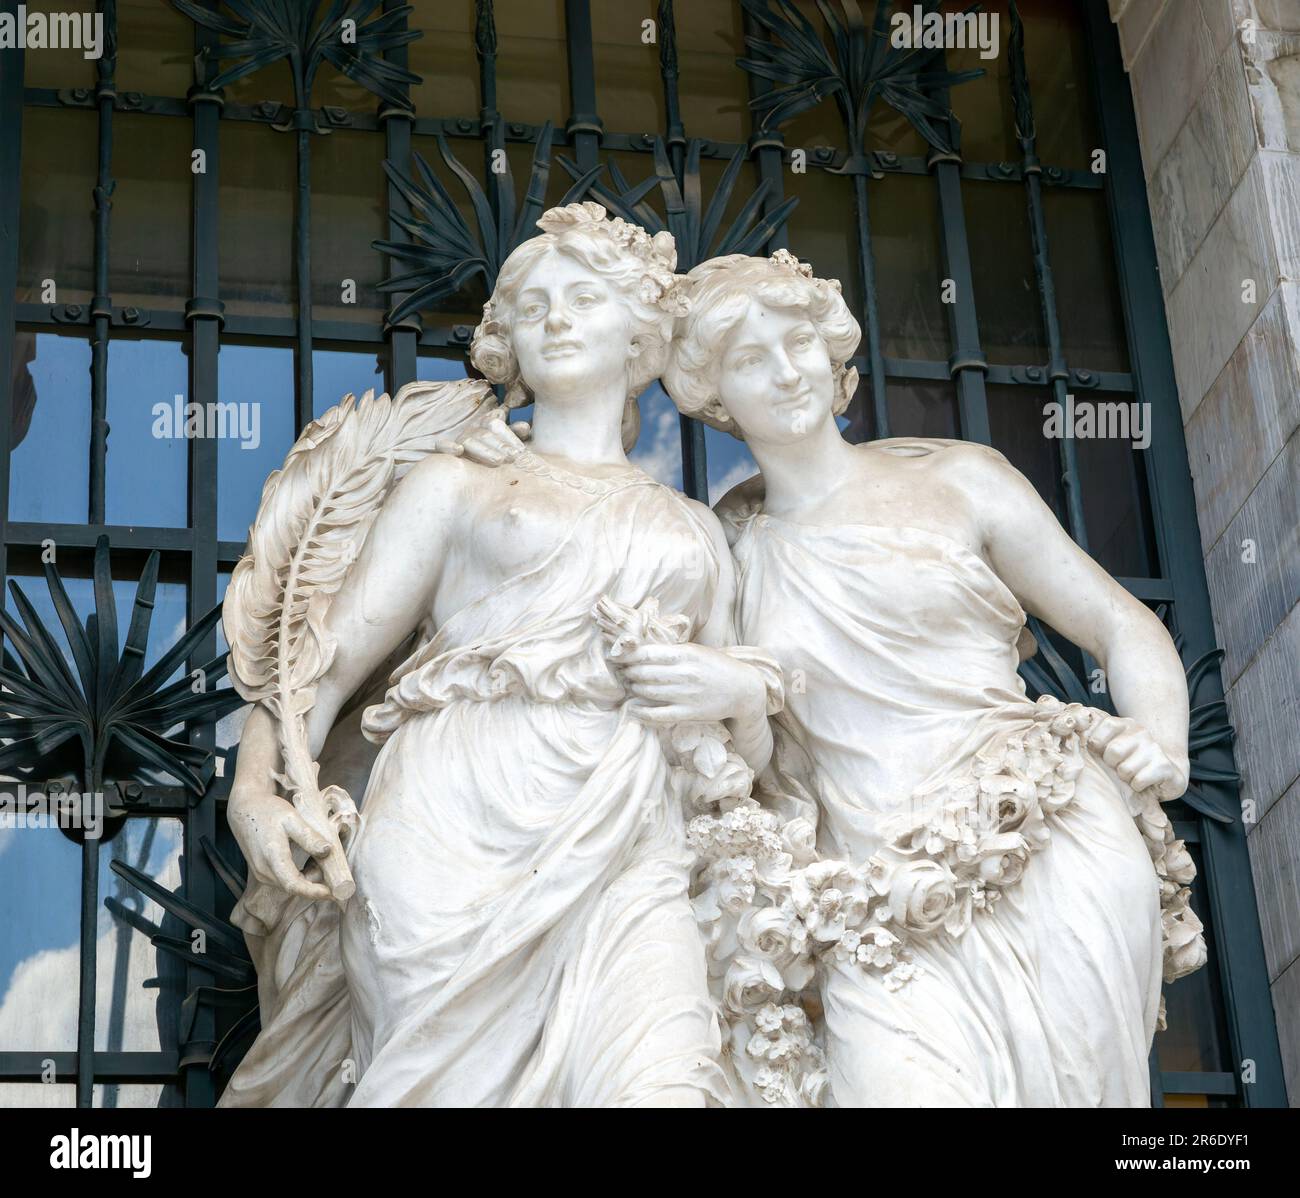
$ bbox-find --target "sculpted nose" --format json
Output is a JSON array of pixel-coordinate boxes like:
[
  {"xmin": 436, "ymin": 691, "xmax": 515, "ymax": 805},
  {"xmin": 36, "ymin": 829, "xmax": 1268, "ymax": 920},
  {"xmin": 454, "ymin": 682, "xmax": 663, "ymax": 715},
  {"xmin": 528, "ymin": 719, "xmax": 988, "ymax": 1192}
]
[
  {"xmin": 773, "ymin": 352, "xmax": 800, "ymax": 388},
  {"xmin": 544, "ymin": 304, "xmax": 571, "ymax": 333}
]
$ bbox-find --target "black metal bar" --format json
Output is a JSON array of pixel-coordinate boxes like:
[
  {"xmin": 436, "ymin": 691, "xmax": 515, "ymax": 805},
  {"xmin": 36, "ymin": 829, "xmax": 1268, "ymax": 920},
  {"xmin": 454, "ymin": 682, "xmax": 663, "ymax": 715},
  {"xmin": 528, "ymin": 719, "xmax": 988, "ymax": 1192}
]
[
  {"xmin": 294, "ymin": 120, "xmax": 314, "ymax": 432},
  {"xmin": 0, "ymin": 1051, "xmax": 180, "ymax": 1083},
  {"xmin": 0, "ymin": 0, "xmax": 24, "ymax": 594},
  {"xmin": 1007, "ymin": 2, "xmax": 1085, "ymax": 548},
  {"xmin": 740, "ymin": 8, "xmax": 788, "ymax": 252},
  {"xmin": 563, "ymin": 0, "xmax": 601, "ymax": 172},
  {"xmin": 1081, "ymin": 0, "xmax": 1286, "ymax": 1107},
  {"xmin": 930, "ymin": 62, "xmax": 989, "ymax": 445},
  {"xmin": 88, "ymin": 0, "xmax": 117, "ymax": 526},
  {"xmin": 383, "ymin": 0, "xmax": 418, "ymax": 391},
  {"xmin": 850, "ymin": 171, "xmax": 888, "ymax": 439},
  {"xmin": 181, "ymin": 0, "xmax": 224, "ymax": 1110}
]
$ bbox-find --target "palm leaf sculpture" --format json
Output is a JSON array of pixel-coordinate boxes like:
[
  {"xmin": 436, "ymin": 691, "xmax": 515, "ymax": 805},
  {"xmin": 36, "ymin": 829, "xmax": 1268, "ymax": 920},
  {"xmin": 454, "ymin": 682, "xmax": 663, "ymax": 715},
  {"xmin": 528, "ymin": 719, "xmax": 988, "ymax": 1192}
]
[
  {"xmin": 557, "ymin": 137, "xmax": 801, "ymax": 274},
  {"xmin": 0, "ymin": 536, "xmax": 244, "ymax": 1105},
  {"xmin": 221, "ymin": 379, "xmax": 499, "ymax": 911},
  {"xmin": 737, "ymin": 0, "xmax": 984, "ymax": 434},
  {"xmin": 172, "ymin": 0, "xmax": 423, "ymax": 412},
  {"xmin": 373, "ymin": 120, "xmax": 605, "ymax": 328}
]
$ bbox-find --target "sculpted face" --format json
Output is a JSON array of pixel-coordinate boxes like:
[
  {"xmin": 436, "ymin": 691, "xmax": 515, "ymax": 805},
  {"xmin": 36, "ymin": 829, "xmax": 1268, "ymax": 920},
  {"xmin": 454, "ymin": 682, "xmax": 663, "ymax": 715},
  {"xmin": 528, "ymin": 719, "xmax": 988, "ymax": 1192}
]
[
  {"xmin": 715, "ymin": 301, "xmax": 836, "ymax": 445},
  {"xmin": 509, "ymin": 249, "xmax": 638, "ymax": 402}
]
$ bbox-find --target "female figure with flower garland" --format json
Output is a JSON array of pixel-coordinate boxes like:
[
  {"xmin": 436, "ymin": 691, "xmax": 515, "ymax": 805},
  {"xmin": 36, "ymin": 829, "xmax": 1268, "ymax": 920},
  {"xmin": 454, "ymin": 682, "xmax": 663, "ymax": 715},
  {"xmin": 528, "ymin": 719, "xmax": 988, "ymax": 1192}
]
[
  {"xmin": 218, "ymin": 206, "xmax": 781, "ymax": 1108},
  {"xmin": 644, "ymin": 251, "xmax": 1204, "ymax": 1107}
]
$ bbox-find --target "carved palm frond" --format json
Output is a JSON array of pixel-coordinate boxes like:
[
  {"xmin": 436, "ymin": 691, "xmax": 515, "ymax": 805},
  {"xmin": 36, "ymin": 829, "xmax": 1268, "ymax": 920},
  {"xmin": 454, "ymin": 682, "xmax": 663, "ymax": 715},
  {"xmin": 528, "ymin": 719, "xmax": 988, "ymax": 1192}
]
[
  {"xmin": 172, "ymin": 0, "xmax": 421, "ymax": 110},
  {"xmin": 0, "ymin": 536, "xmax": 243, "ymax": 795},
  {"xmin": 1018, "ymin": 612, "xmax": 1240, "ymax": 824},
  {"xmin": 558, "ymin": 138, "xmax": 799, "ymax": 272},
  {"xmin": 739, "ymin": 0, "xmax": 984, "ymax": 160},
  {"xmin": 373, "ymin": 121, "xmax": 604, "ymax": 326}
]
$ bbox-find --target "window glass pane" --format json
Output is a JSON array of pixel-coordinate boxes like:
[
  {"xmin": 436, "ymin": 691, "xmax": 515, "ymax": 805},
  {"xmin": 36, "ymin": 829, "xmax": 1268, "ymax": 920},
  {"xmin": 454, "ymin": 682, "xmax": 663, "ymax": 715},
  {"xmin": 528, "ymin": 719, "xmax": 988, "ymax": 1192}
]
[
  {"xmin": 0, "ymin": 1084, "xmax": 77, "ymax": 1108},
  {"xmin": 215, "ymin": 570, "xmax": 249, "ymax": 755},
  {"xmin": 96, "ymin": 818, "xmax": 185, "ymax": 1052},
  {"xmin": 986, "ymin": 383, "xmax": 1064, "ymax": 522},
  {"xmin": 0, "ymin": 825, "xmax": 80, "ymax": 1052},
  {"xmin": 946, "ymin": 0, "xmax": 1099, "ymax": 171},
  {"xmin": 112, "ymin": 113, "xmax": 191, "ymax": 312},
  {"xmin": 9, "ymin": 329, "xmax": 91, "ymax": 524},
  {"xmin": 107, "ymin": 337, "xmax": 189, "ymax": 527},
  {"xmin": 313, "ymin": 347, "xmax": 386, "ymax": 421},
  {"xmin": 845, "ymin": 376, "xmax": 959, "ymax": 443},
  {"xmin": 1157, "ymin": 841, "xmax": 1233, "ymax": 1075},
  {"xmin": 409, "ymin": 0, "xmax": 478, "ymax": 120},
  {"xmin": 94, "ymin": 1082, "xmax": 182, "ymax": 1108},
  {"xmin": 1075, "ymin": 405, "xmax": 1158, "ymax": 579},
  {"xmin": 219, "ymin": 122, "xmax": 294, "ymax": 321},
  {"xmin": 312, "ymin": 131, "xmax": 387, "ymax": 325},
  {"xmin": 1044, "ymin": 189, "xmax": 1132, "ymax": 373},
  {"xmin": 966, "ymin": 180, "xmax": 1044, "ymax": 366},
  {"xmin": 784, "ymin": 169, "xmax": 863, "ymax": 325},
  {"xmin": 117, "ymin": 0, "xmax": 194, "ymax": 98},
  {"xmin": 493, "ymin": 0, "xmax": 569, "ymax": 127},
  {"xmin": 19, "ymin": 0, "xmax": 97, "ymax": 91},
  {"xmin": 592, "ymin": 1, "xmax": 664, "ymax": 135},
  {"xmin": 417, "ymin": 353, "xmax": 470, "ymax": 383},
  {"xmin": 872, "ymin": 173, "xmax": 948, "ymax": 362},
  {"xmin": 705, "ymin": 424, "xmax": 757, "ymax": 507},
  {"xmin": 18, "ymin": 106, "xmax": 96, "ymax": 308},
  {"xmin": 629, "ymin": 381, "xmax": 682, "ymax": 491},
  {"xmin": 674, "ymin": 1, "xmax": 750, "ymax": 145},
  {"xmin": 216, "ymin": 343, "xmax": 295, "ymax": 543}
]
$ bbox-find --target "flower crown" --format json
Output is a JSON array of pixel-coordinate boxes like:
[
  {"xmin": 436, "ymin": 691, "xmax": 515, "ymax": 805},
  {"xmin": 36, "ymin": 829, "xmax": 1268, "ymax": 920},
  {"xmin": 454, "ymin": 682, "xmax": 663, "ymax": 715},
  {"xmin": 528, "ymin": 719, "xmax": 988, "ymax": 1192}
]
[{"xmin": 534, "ymin": 201, "xmax": 692, "ymax": 317}]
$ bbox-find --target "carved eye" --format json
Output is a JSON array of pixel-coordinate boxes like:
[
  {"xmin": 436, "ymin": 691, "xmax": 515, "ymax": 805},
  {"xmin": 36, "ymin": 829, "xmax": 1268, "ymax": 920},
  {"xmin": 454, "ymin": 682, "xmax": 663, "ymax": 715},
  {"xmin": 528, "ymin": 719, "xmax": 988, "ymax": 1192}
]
[
  {"xmin": 792, "ymin": 333, "xmax": 815, "ymax": 351},
  {"xmin": 572, "ymin": 292, "xmax": 598, "ymax": 309},
  {"xmin": 522, "ymin": 302, "xmax": 546, "ymax": 320}
]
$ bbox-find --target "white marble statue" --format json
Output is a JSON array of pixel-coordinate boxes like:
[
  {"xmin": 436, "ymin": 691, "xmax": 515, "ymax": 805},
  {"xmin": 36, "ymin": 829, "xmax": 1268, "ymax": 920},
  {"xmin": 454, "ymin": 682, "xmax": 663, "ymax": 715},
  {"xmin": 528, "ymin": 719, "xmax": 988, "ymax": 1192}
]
[
  {"xmin": 463, "ymin": 249, "xmax": 1207, "ymax": 1108},
  {"xmin": 217, "ymin": 204, "xmax": 783, "ymax": 1107}
]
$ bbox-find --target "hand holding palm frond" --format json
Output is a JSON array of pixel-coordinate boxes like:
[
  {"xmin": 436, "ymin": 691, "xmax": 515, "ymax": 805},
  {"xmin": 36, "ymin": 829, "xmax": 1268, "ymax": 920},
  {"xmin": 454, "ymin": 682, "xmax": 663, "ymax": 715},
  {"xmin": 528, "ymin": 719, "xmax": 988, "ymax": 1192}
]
[{"xmin": 223, "ymin": 379, "xmax": 497, "ymax": 903}]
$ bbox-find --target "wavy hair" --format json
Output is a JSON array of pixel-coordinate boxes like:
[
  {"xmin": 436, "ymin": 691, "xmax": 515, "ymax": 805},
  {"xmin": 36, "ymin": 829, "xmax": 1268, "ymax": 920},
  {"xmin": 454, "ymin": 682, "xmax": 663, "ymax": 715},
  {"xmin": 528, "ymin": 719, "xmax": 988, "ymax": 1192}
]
[{"xmin": 664, "ymin": 252, "xmax": 861, "ymax": 436}]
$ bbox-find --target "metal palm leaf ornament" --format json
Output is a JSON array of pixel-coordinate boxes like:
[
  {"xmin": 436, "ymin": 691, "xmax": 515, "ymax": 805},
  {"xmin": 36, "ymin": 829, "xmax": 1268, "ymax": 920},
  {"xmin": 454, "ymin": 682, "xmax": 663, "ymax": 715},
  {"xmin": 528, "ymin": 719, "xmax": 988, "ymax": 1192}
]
[
  {"xmin": 373, "ymin": 121, "xmax": 605, "ymax": 328},
  {"xmin": 172, "ymin": 0, "xmax": 423, "ymax": 410},
  {"xmin": 0, "ymin": 536, "xmax": 245, "ymax": 1104},
  {"xmin": 738, "ymin": 0, "xmax": 984, "ymax": 434},
  {"xmin": 1018, "ymin": 612, "xmax": 1241, "ymax": 824},
  {"xmin": 557, "ymin": 137, "xmax": 800, "ymax": 273}
]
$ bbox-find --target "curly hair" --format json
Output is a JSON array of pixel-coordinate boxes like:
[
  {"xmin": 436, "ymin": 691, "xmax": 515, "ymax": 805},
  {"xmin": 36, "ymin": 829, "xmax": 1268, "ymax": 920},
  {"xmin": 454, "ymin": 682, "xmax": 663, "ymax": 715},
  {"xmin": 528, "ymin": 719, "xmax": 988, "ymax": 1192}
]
[
  {"xmin": 469, "ymin": 204, "xmax": 686, "ymax": 448},
  {"xmin": 664, "ymin": 252, "xmax": 861, "ymax": 436}
]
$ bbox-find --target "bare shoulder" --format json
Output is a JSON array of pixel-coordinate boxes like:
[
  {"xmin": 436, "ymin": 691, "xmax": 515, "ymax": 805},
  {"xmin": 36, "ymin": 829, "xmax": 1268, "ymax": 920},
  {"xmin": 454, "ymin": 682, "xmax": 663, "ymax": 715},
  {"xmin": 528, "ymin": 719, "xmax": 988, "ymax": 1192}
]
[
  {"xmin": 868, "ymin": 437, "xmax": 1026, "ymax": 494},
  {"xmin": 713, "ymin": 472, "xmax": 765, "ymax": 520},
  {"xmin": 386, "ymin": 450, "xmax": 482, "ymax": 521}
]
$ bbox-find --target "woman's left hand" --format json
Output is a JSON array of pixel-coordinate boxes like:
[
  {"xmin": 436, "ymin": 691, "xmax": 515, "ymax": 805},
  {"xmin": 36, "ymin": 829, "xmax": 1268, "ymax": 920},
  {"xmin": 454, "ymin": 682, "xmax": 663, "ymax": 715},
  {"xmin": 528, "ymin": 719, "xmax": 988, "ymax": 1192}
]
[
  {"xmin": 617, "ymin": 642, "xmax": 768, "ymax": 726},
  {"xmin": 1088, "ymin": 715, "xmax": 1190, "ymax": 801}
]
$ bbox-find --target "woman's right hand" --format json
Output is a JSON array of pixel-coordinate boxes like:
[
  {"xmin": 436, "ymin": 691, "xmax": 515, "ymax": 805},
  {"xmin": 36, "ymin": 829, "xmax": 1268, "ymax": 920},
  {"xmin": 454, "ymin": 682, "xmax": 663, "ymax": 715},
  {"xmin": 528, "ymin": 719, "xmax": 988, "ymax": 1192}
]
[
  {"xmin": 228, "ymin": 792, "xmax": 340, "ymax": 902},
  {"xmin": 1087, "ymin": 715, "xmax": 1190, "ymax": 801},
  {"xmin": 454, "ymin": 414, "xmax": 531, "ymax": 466}
]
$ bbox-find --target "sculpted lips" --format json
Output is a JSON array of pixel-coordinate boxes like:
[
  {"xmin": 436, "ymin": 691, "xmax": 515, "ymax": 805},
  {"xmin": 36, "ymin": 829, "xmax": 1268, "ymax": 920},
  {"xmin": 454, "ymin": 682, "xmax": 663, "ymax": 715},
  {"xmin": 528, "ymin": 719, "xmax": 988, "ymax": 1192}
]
[
  {"xmin": 541, "ymin": 340, "xmax": 583, "ymax": 359},
  {"xmin": 773, "ymin": 388, "xmax": 811, "ymax": 411}
]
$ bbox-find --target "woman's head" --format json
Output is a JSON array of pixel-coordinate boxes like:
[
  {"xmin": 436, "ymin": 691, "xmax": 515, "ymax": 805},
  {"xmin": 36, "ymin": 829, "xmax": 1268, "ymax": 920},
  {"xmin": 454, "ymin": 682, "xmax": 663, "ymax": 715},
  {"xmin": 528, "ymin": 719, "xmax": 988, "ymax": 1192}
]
[
  {"xmin": 470, "ymin": 203, "xmax": 688, "ymax": 444},
  {"xmin": 664, "ymin": 251, "xmax": 860, "ymax": 445}
]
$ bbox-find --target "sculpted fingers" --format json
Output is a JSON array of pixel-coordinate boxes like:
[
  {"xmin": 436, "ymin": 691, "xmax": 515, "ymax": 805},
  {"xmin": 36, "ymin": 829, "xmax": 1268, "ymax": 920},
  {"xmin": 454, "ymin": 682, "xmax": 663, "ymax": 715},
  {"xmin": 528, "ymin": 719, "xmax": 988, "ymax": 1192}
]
[
  {"xmin": 1101, "ymin": 732, "xmax": 1143, "ymax": 769},
  {"xmin": 264, "ymin": 839, "xmax": 332, "ymax": 902}
]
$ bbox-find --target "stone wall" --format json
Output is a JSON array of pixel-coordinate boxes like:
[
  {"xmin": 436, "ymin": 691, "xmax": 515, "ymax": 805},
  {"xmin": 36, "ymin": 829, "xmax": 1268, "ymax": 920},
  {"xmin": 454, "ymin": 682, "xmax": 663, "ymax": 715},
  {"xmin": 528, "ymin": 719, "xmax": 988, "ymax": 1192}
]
[{"xmin": 1109, "ymin": 0, "xmax": 1300, "ymax": 1104}]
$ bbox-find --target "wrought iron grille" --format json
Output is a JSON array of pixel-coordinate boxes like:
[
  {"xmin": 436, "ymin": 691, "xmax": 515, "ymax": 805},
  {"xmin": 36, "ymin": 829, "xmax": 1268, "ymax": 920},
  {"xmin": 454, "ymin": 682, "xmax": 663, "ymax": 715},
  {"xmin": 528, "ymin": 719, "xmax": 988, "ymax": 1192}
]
[{"xmin": 0, "ymin": 0, "xmax": 1286, "ymax": 1108}]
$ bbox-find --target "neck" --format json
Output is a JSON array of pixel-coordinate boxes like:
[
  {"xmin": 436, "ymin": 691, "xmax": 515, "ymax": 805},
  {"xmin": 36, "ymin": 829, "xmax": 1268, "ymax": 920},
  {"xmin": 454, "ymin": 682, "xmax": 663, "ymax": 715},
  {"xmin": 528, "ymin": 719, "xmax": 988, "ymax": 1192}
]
[
  {"xmin": 746, "ymin": 411, "xmax": 858, "ymax": 517},
  {"xmin": 528, "ymin": 380, "xmax": 628, "ymax": 466}
]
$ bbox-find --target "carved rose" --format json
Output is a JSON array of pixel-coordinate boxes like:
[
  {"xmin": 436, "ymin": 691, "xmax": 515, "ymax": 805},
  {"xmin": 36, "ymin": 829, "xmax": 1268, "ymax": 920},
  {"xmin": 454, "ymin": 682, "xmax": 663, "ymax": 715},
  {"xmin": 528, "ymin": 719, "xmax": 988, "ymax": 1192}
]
[
  {"xmin": 888, "ymin": 859, "xmax": 956, "ymax": 935},
  {"xmin": 723, "ymin": 956, "xmax": 784, "ymax": 1014}
]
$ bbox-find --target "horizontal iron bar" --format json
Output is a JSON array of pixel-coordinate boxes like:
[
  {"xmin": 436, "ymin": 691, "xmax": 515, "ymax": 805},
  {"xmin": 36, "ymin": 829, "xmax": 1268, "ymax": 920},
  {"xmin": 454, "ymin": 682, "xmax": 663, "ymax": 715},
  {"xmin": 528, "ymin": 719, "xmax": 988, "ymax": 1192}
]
[
  {"xmin": 7, "ymin": 523, "xmax": 194, "ymax": 552},
  {"xmin": 1159, "ymin": 1071, "xmax": 1239, "ymax": 1097},
  {"xmin": 0, "ymin": 1051, "xmax": 179, "ymax": 1082}
]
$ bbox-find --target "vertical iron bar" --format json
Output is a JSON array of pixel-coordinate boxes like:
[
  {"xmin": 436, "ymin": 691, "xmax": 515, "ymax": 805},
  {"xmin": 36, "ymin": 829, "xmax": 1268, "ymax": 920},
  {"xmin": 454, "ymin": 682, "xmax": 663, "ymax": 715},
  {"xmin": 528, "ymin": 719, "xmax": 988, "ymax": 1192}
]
[
  {"xmin": 294, "ymin": 120, "xmax": 314, "ymax": 432},
  {"xmin": 88, "ymin": 0, "xmax": 117, "ymax": 525},
  {"xmin": 850, "ymin": 170, "xmax": 888, "ymax": 439},
  {"xmin": 656, "ymin": 0, "xmax": 707, "ymax": 502},
  {"xmin": 1008, "ymin": 2, "xmax": 1085, "ymax": 549},
  {"xmin": 563, "ymin": 0, "xmax": 602, "ymax": 172},
  {"xmin": 930, "ymin": 62, "xmax": 989, "ymax": 445},
  {"xmin": 183, "ymin": 0, "xmax": 224, "ymax": 1109},
  {"xmin": 477, "ymin": 0, "xmax": 502, "ymax": 230},
  {"xmin": 0, "ymin": 0, "xmax": 23, "ymax": 591},
  {"xmin": 741, "ymin": 7, "xmax": 788, "ymax": 253},
  {"xmin": 384, "ymin": 0, "xmax": 418, "ymax": 391}
]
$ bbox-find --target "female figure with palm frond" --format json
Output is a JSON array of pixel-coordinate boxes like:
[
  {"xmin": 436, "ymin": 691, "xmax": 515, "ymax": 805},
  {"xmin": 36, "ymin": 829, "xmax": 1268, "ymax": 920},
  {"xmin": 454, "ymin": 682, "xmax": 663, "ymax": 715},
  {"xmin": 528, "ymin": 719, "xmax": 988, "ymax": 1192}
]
[{"xmin": 219, "ymin": 205, "xmax": 779, "ymax": 1107}]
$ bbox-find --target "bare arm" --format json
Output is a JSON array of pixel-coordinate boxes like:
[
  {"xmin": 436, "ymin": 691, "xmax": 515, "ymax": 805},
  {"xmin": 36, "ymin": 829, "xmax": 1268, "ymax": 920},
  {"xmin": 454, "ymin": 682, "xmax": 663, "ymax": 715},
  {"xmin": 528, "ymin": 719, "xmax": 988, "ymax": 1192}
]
[
  {"xmin": 952, "ymin": 444, "xmax": 1189, "ymax": 792},
  {"xmin": 228, "ymin": 455, "xmax": 468, "ymax": 898}
]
